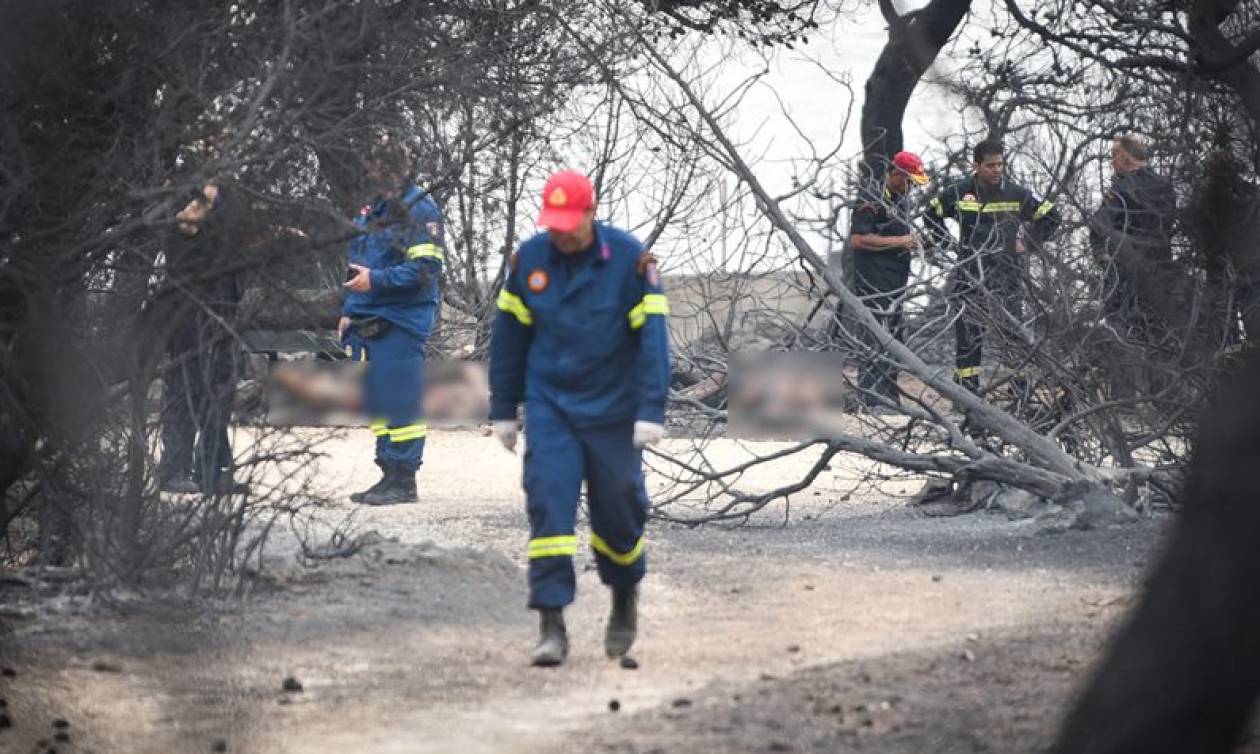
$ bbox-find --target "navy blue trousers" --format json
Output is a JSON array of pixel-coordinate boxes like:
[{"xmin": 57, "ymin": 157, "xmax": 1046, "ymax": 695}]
[
  {"xmin": 345, "ymin": 325, "xmax": 426, "ymax": 471},
  {"xmin": 523, "ymin": 400, "xmax": 649, "ymax": 609}
]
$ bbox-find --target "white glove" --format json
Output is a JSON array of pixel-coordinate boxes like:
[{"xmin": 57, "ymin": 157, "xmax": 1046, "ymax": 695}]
[
  {"xmin": 633, "ymin": 421, "xmax": 666, "ymax": 449},
  {"xmin": 491, "ymin": 420, "xmax": 519, "ymax": 452}
]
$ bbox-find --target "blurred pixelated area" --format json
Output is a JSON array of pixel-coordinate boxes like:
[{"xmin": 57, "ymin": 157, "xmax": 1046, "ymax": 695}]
[
  {"xmin": 728, "ymin": 351, "xmax": 851, "ymax": 439},
  {"xmin": 266, "ymin": 354, "xmax": 488, "ymax": 427}
]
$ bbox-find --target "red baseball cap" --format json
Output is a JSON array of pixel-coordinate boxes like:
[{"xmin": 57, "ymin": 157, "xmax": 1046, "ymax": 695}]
[
  {"xmin": 537, "ymin": 170, "xmax": 595, "ymax": 232},
  {"xmin": 892, "ymin": 151, "xmax": 929, "ymax": 185}
]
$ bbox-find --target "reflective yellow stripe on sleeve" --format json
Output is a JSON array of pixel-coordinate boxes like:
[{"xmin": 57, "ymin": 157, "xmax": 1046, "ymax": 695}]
[
  {"xmin": 986, "ymin": 201, "xmax": 1023, "ymax": 212},
  {"xmin": 369, "ymin": 419, "xmax": 390, "ymax": 437},
  {"xmin": 1032, "ymin": 200, "xmax": 1055, "ymax": 220},
  {"xmin": 497, "ymin": 289, "xmax": 533, "ymax": 326},
  {"xmin": 955, "ymin": 366, "xmax": 982, "ymax": 379},
  {"xmin": 628, "ymin": 293, "xmax": 669, "ymax": 330},
  {"xmin": 957, "ymin": 201, "xmax": 1023, "ymax": 213},
  {"xmin": 930, "ymin": 196, "xmax": 945, "ymax": 217},
  {"xmin": 589, "ymin": 533, "xmax": 645, "ymax": 566},
  {"xmin": 528, "ymin": 535, "xmax": 578, "ymax": 559},
  {"xmin": 406, "ymin": 243, "xmax": 444, "ymax": 261}
]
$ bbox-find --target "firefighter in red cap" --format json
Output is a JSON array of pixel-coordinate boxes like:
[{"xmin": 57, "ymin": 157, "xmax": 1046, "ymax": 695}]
[
  {"xmin": 488, "ymin": 170, "xmax": 671, "ymax": 667},
  {"xmin": 847, "ymin": 150, "xmax": 929, "ymax": 411}
]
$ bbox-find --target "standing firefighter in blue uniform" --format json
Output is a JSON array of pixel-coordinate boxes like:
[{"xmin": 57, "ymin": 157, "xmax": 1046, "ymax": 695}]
[
  {"xmin": 923, "ymin": 139, "xmax": 1062, "ymax": 399},
  {"xmin": 338, "ymin": 139, "xmax": 445, "ymax": 506},
  {"xmin": 489, "ymin": 170, "xmax": 671, "ymax": 667}
]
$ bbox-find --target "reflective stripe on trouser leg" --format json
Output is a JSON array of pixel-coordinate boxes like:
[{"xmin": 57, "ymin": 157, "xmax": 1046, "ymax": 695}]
[
  {"xmin": 362, "ymin": 326, "xmax": 427, "ymax": 471},
  {"xmin": 523, "ymin": 400, "xmax": 585, "ymax": 609},
  {"xmin": 581, "ymin": 420, "xmax": 649, "ymax": 588},
  {"xmin": 955, "ymin": 292, "xmax": 983, "ymax": 392},
  {"xmin": 384, "ymin": 422, "xmax": 427, "ymax": 474}
]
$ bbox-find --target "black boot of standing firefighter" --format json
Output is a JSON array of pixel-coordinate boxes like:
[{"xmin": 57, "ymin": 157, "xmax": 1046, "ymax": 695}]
[
  {"xmin": 349, "ymin": 459, "xmax": 390, "ymax": 503},
  {"xmin": 357, "ymin": 462, "xmax": 418, "ymax": 506}
]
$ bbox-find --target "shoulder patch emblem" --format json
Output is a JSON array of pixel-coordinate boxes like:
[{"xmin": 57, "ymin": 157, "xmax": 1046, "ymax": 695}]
[
  {"xmin": 962, "ymin": 193, "xmax": 976, "ymax": 202},
  {"xmin": 527, "ymin": 268, "xmax": 549, "ymax": 293}
]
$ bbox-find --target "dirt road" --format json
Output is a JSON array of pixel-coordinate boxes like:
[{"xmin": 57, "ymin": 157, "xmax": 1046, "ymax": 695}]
[{"xmin": 0, "ymin": 429, "xmax": 1163, "ymax": 753}]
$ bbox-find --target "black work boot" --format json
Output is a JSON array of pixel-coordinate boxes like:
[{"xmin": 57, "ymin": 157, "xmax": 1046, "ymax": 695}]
[
  {"xmin": 955, "ymin": 373, "xmax": 981, "ymax": 394},
  {"xmin": 604, "ymin": 585, "xmax": 638, "ymax": 658},
  {"xmin": 359, "ymin": 464, "xmax": 417, "ymax": 506},
  {"xmin": 160, "ymin": 470, "xmax": 200, "ymax": 495},
  {"xmin": 202, "ymin": 475, "xmax": 251, "ymax": 496},
  {"xmin": 349, "ymin": 460, "xmax": 390, "ymax": 503},
  {"xmin": 531, "ymin": 608, "xmax": 569, "ymax": 667}
]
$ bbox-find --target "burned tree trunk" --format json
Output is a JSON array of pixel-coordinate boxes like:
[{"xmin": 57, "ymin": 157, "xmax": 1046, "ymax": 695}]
[
  {"xmin": 1051, "ymin": 348, "xmax": 1260, "ymax": 754},
  {"xmin": 842, "ymin": 0, "xmax": 970, "ymax": 287},
  {"xmin": 859, "ymin": 0, "xmax": 972, "ymax": 181}
]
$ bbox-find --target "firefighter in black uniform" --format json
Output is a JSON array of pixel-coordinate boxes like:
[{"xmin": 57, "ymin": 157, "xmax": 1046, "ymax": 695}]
[
  {"xmin": 1089, "ymin": 135, "xmax": 1177, "ymax": 333},
  {"xmin": 923, "ymin": 139, "xmax": 1062, "ymax": 396},
  {"xmin": 848, "ymin": 151, "xmax": 929, "ymax": 410}
]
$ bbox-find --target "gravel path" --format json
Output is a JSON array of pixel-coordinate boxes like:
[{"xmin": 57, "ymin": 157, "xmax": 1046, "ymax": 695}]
[{"xmin": 0, "ymin": 428, "xmax": 1166, "ymax": 753}]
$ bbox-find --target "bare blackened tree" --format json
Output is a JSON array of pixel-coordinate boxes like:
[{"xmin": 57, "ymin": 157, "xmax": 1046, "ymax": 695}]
[
  {"xmin": 859, "ymin": 0, "xmax": 972, "ymax": 181},
  {"xmin": 0, "ymin": 0, "xmax": 635, "ymax": 589}
]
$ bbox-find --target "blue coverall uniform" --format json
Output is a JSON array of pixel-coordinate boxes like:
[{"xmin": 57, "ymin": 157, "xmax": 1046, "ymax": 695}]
[
  {"xmin": 489, "ymin": 223, "xmax": 671, "ymax": 609},
  {"xmin": 342, "ymin": 185, "xmax": 445, "ymax": 472}
]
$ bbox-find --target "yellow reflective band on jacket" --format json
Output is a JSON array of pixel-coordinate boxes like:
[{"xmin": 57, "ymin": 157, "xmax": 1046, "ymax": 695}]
[
  {"xmin": 406, "ymin": 243, "xmax": 444, "ymax": 261},
  {"xmin": 955, "ymin": 366, "xmax": 981, "ymax": 378},
  {"xmin": 956, "ymin": 200, "xmax": 1023, "ymax": 213},
  {"xmin": 589, "ymin": 532, "xmax": 645, "ymax": 566},
  {"xmin": 528, "ymin": 535, "xmax": 577, "ymax": 559},
  {"xmin": 930, "ymin": 196, "xmax": 945, "ymax": 217},
  {"xmin": 1032, "ymin": 200, "xmax": 1055, "ymax": 220},
  {"xmin": 369, "ymin": 419, "xmax": 389, "ymax": 437},
  {"xmin": 389, "ymin": 423, "xmax": 428, "ymax": 442},
  {"xmin": 497, "ymin": 289, "xmax": 533, "ymax": 326},
  {"xmin": 628, "ymin": 294, "xmax": 670, "ymax": 330}
]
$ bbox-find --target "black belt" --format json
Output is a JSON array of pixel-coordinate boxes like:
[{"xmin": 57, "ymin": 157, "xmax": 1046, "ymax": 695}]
[{"xmin": 349, "ymin": 315, "xmax": 390, "ymax": 339}]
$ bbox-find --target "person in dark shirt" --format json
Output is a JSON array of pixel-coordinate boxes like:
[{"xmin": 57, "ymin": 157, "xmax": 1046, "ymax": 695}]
[
  {"xmin": 158, "ymin": 180, "xmax": 252, "ymax": 495},
  {"xmin": 1089, "ymin": 135, "xmax": 1177, "ymax": 331},
  {"xmin": 923, "ymin": 139, "xmax": 1062, "ymax": 396},
  {"xmin": 847, "ymin": 151, "xmax": 929, "ymax": 411}
]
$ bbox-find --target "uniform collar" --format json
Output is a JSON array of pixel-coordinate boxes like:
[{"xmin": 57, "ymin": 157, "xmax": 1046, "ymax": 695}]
[
  {"xmin": 969, "ymin": 175, "xmax": 1005, "ymax": 197},
  {"xmin": 883, "ymin": 184, "xmax": 910, "ymax": 205},
  {"xmin": 400, "ymin": 183, "xmax": 424, "ymax": 206},
  {"xmin": 369, "ymin": 184, "xmax": 423, "ymax": 216},
  {"xmin": 548, "ymin": 222, "xmax": 610, "ymax": 268}
]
